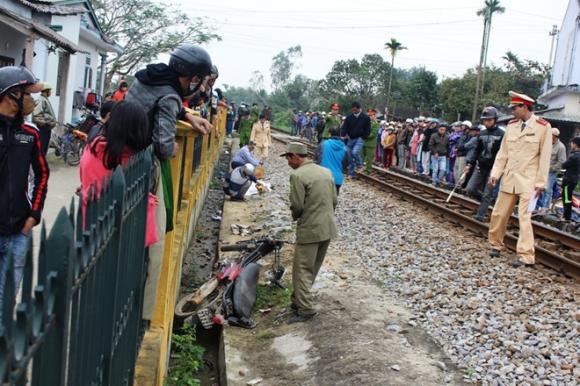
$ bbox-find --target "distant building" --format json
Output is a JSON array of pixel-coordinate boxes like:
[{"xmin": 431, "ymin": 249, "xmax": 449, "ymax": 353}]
[{"xmin": 538, "ymin": 0, "xmax": 580, "ymax": 145}]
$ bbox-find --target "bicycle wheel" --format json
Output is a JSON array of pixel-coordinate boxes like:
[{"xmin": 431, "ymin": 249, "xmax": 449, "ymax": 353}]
[{"xmin": 66, "ymin": 140, "xmax": 81, "ymax": 166}]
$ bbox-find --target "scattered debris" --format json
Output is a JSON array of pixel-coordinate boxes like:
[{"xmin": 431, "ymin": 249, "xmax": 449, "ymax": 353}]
[
  {"xmin": 391, "ymin": 365, "xmax": 401, "ymax": 372},
  {"xmin": 247, "ymin": 378, "xmax": 263, "ymax": 386},
  {"xmin": 230, "ymin": 224, "xmax": 261, "ymax": 236},
  {"xmin": 386, "ymin": 324, "xmax": 402, "ymax": 333}
]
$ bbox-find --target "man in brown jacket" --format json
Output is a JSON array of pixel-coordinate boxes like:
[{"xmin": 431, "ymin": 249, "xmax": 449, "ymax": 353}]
[
  {"xmin": 488, "ymin": 91, "xmax": 552, "ymax": 268},
  {"xmin": 250, "ymin": 114, "xmax": 272, "ymax": 159},
  {"xmin": 282, "ymin": 142, "xmax": 337, "ymax": 323},
  {"xmin": 32, "ymin": 83, "xmax": 56, "ymax": 155}
]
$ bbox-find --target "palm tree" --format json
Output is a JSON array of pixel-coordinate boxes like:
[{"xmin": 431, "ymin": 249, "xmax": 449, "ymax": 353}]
[
  {"xmin": 472, "ymin": 0, "xmax": 505, "ymax": 121},
  {"xmin": 502, "ymin": 50, "xmax": 523, "ymax": 72},
  {"xmin": 384, "ymin": 38, "xmax": 407, "ymax": 114}
]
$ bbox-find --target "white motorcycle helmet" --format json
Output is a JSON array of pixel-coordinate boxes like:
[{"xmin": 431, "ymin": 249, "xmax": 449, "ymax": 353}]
[{"xmin": 243, "ymin": 163, "xmax": 255, "ymax": 177}]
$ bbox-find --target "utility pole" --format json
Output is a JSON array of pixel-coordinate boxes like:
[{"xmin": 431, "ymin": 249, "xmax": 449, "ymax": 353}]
[
  {"xmin": 547, "ymin": 25, "xmax": 559, "ymax": 88},
  {"xmin": 472, "ymin": 18, "xmax": 490, "ymax": 122},
  {"xmin": 472, "ymin": 0, "xmax": 505, "ymax": 122}
]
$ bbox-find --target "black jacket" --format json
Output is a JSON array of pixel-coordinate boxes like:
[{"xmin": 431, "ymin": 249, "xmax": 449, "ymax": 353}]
[
  {"xmin": 455, "ymin": 133, "xmax": 470, "ymax": 157},
  {"xmin": 467, "ymin": 125, "xmax": 504, "ymax": 170},
  {"xmin": 562, "ymin": 149, "xmax": 580, "ymax": 185},
  {"xmin": 0, "ymin": 116, "xmax": 49, "ymax": 235},
  {"xmin": 422, "ymin": 127, "xmax": 436, "ymax": 151},
  {"xmin": 342, "ymin": 113, "xmax": 371, "ymax": 139},
  {"xmin": 428, "ymin": 133, "xmax": 450, "ymax": 156}
]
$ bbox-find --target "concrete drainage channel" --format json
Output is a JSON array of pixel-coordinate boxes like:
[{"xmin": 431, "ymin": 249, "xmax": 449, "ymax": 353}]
[{"xmin": 171, "ymin": 140, "xmax": 232, "ymax": 386}]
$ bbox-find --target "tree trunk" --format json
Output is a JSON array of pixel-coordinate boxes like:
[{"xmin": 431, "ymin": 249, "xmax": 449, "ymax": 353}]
[
  {"xmin": 387, "ymin": 54, "xmax": 395, "ymax": 116},
  {"xmin": 472, "ymin": 18, "xmax": 489, "ymax": 122},
  {"xmin": 479, "ymin": 15, "xmax": 494, "ymax": 109}
]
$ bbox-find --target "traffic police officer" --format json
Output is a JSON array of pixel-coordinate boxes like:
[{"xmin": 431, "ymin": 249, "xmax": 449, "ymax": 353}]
[
  {"xmin": 488, "ymin": 91, "xmax": 552, "ymax": 268},
  {"xmin": 282, "ymin": 142, "xmax": 337, "ymax": 323},
  {"xmin": 323, "ymin": 103, "xmax": 341, "ymax": 139}
]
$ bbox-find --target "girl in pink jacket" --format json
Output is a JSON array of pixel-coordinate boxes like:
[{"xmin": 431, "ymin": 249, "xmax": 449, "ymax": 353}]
[{"xmin": 79, "ymin": 101, "xmax": 149, "ymax": 222}]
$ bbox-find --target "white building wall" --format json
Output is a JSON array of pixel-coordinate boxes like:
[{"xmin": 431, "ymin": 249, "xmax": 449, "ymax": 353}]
[
  {"xmin": 3, "ymin": 0, "xmax": 31, "ymax": 19},
  {"xmin": 31, "ymin": 38, "xmax": 61, "ymax": 113},
  {"xmin": 51, "ymin": 14, "xmax": 81, "ymax": 124},
  {"xmin": 551, "ymin": 0, "xmax": 580, "ymax": 86}
]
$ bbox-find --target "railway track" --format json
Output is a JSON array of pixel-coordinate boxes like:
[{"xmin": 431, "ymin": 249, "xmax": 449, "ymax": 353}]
[{"xmin": 271, "ymin": 130, "xmax": 580, "ymax": 279}]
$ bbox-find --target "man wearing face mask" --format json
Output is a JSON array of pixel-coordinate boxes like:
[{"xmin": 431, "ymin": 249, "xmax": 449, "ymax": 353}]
[
  {"xmin": 126, "ymin": 43, "xmax": 212, "ymax": 322},
  {"xmin": 0, "ymin": 66, "xmax": 49, "ymax": 313}
]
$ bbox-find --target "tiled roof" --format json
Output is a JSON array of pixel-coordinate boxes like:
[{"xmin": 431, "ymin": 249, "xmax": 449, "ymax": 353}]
[
  {"xmin": 15, "ymin": 0, "xmax": 84, "ymax": 15},
  {"xmin": 0, "ymin": 7, "xmax": 82, "ymax": 53}
]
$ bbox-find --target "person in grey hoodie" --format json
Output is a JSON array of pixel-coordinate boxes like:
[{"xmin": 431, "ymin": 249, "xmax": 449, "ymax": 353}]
[{"xmin": 126, "ymin": 43, "xmax": 212, "ymax": 321}]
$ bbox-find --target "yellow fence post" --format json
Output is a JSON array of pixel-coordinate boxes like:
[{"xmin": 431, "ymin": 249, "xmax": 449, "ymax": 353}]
[{"xmin": 135, "ymin": 108, "xmax": 228, "ymax": 386}]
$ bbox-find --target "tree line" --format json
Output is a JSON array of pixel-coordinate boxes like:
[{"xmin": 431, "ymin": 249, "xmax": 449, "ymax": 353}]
[{"xmin": 223, "ymin": 45, "xmax": 548, "ymax": 127}]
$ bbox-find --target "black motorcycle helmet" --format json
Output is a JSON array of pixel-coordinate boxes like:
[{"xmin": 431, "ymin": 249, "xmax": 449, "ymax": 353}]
[
  {"xmin": 0, "ymin": 66, "xmax": 39, "ymax": 97},
  {"xmin": 210, "ymin": 65, "xmax": 219, "ymax": 78},
  {"xmin": 169, "ymin": 44, "xmax": 212, "ymax": 80},
  {"xmin": 480, "ymin": 106, "xmax": 499, "ymax": 120}
]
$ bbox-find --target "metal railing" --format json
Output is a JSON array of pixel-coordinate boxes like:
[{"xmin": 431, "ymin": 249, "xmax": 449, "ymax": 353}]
[
  {"xmin": 0, "ymin": 105, "xmax": 227, "ymax": 386},
  {"xmin": 0, "ymin": 150, "xmax": 152, "ymax": 386}
]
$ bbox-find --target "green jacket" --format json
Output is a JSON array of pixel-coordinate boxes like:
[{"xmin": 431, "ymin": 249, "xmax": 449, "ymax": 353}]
[
  {"xmin": 365, "ymin": 121, "xmax": 379, "ymax": 148},
  {"xmin": 324, "ymin": 114, "xmax": 341, "ymax": 138},
  {"xmin": 250, "ymin": 106, "xmax": 260, "ymax": 123},
  {"xmin": 289, "ymin": 160, "xmax": 337, "ymax": 244}
]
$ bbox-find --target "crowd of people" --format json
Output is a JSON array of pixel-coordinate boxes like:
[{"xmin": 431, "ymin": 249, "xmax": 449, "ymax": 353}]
[
  {"xmin": 1, "ymin": 40, "xmax": 579, "ymax": 330},
  {"xmin": 284, "ymin": 100, "xmax": 579, "ymax": 225},
  {"xmin": 0, "ymin": 43, "xmax": 222, "ymax": 320}
]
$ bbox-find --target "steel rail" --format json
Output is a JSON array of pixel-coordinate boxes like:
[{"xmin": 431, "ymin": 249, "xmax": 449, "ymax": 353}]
[
  {"xmin": 359, "ymin": 170, "xmax": 580, "ymax": 280},
  {"xmin": 271, "ymin": 129, "xmax": 579, "ymax": 279}
]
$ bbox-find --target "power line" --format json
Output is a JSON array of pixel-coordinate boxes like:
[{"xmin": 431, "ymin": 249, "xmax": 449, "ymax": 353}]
[
  {"xmin": 221, "ymin": 19, "xmax": 480, "ymax": 30},
  {"xmin": 186, "ymin": 5, "xmax": 478, "ymax": 15},
  {"xmin": 504, "ymin": 8, "xmax": 562, "ymax": 22}
]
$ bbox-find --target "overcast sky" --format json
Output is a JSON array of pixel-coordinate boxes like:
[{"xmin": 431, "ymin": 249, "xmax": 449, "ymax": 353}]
[{"xmin": 171, "ymin": 0, "xmax": 569, "ymax": 91}]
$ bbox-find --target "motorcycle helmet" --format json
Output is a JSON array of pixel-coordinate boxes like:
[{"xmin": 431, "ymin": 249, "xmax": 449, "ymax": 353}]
[
  {"xmin": 169, "ymin": 44, "xmax": 212, "ymax": 95},
  {"xmin": 480, "ymin": 106, "xmax": 499, "ymax": 120},
  {"xmin": 0, "ymin": 66, "xmax": 40, "ymax": 96},
  {"xmin": 169, "ymin": 44, "xmax": 212, "ymax": 79},
  {"xmin": 243, "ymin": 163, "xmax": 255, "ymax": 177}
]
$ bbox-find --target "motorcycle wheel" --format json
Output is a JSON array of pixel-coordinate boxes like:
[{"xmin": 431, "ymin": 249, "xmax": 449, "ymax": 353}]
[{"xmin": 174, "ymin": 287, "xmax": 223, "ymax": 328}]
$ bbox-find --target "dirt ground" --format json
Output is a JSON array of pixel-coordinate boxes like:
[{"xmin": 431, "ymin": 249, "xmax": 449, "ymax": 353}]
[{"xmin": 221, "ymin": 191, "xmax": 467, "ymax": 386}]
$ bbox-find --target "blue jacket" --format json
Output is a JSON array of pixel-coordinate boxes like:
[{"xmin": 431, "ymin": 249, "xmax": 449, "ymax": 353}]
[{"xmin": 319, "ymin": 137, "xmax": 347, "ymax": 186}]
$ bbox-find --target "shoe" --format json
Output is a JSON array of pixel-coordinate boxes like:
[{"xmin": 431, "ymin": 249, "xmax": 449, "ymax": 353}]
[
  {"xmin": 489, "ymin": 248, "xmax": 500, "ymax": 257},
  {"xmin": 287, "ymin": 313, "xmax": 317, "ymax": 324},
  {"xmin": 473, "ymin": 215, "xmax": 484, "ymax": 222},
  {"xmin": 511, "ymin": 259, "xmax": 534, "ymax": 268}
]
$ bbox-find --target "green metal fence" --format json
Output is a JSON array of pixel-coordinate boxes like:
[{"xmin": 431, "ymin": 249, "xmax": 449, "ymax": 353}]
[{"xmin": 0, "ymin": 149, "xmax": 152, "ymax": 386}]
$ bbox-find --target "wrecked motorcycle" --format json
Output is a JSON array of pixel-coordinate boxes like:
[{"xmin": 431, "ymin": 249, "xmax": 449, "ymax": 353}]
[{"xmin": 174, "ymin": 237, "xmax": 286, "ymax": 329}]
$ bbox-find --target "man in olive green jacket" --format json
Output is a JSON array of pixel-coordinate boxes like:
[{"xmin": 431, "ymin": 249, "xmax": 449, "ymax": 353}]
[{"xmin": 281, "ymin": 142, "xmax": 337, "ymax": 323}]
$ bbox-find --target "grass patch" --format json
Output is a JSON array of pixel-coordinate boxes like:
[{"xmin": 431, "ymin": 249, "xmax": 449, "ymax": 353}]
[
  {"xmin": 253, "ymin": 283, "xmax": 292, "ymax": 312},
  {"xmin": 167, "ymin": 324, "xmax": 204, "ymax": 386},
  {"xmin": 255, "ymin": 330, "xmax": 276, "ymax": 340}
]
